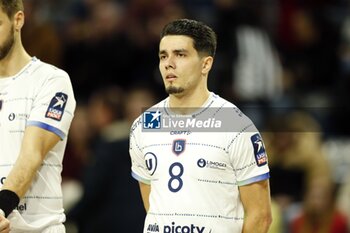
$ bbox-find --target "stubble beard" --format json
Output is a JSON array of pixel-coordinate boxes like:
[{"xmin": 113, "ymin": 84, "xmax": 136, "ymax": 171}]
[{"xmin": 0, "ymin": 26, "xmax": 15, "ymax": 61}]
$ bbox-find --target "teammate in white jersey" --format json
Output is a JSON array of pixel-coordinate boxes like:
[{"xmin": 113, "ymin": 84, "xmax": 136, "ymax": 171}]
[
  {"xmin": 0, "ymin": 1, "xmax": 75, "ymax": 232},
  {"xmin": 129, "ymin": 19, "xmax": 272, "ymax": 233}
]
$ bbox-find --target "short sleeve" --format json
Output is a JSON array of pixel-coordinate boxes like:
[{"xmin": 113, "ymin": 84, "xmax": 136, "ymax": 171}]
[
  {"xmin": 129, "ymin": 119, "xmax": 151, "ymax": 184},
  {"xmin": 27, "ymin": 73, "xmax": 76, "ymax": 140},
  {"xmin": 229, "ymin": 124, "xmax": 270, "ymax": 186}
]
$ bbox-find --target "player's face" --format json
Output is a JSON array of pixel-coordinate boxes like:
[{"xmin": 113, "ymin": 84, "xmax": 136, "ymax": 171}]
[
  {"xmin": 0, "ymin": 9, "xmax": 15, "ymax": 61},
  {"xmin": 159, "ymin": 35, "xmax": 205, "ymax": 95}
]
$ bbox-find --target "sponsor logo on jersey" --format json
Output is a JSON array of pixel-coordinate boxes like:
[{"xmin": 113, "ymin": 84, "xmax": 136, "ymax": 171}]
[
  {"xmin": 8, "ymin": 113, "xmax": 29, "ymax": 121},
  {"xmin": 251, "ymin": 133, "xmax": 267, "ymax": 167},
  {"xmin": 45, "ymin": 92, "xmax": 68, "ymax": 121},
  {"xmin": 170, "ymin": 130, "xmax": 192, "ymax": 135},
  {"xmin": 145, "ymin": 152, "xmax": 157, "ymax": 175},
  {"xmin": 173, "ymin": 139, "xmax": 185, "ymax": 156},
  {"xmin": 164, "ymin": 222, "xmax": 206, "ymax": 233},
  {"xmin": 147, "ymin": 223, "xmax": 160, "ymax": 232},
  {"xmin": 16, "ymin": 203, "xmax": 27, "ymax": 214},
  {"xmin": 0, "ymin": 177, "xmax": 6, "ymax": 185},
  {"xmin": 143, "ymin": 110, "xmax": 162, "ymax": 129},
  {"xmin": 197, "ymin": 158, "xmax": 226, "ymax": 170},
  {"xmin": 8, "ymin": 113, "xmax": 15, "ymax": 121}
]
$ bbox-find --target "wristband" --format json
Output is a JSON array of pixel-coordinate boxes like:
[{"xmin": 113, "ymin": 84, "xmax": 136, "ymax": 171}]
[{"xmin": 0, "ymin": 190, "xmax": 20, "ymax": 217}]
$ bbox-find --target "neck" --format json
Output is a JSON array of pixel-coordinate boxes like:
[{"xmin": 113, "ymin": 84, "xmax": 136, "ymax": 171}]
[
  {"xmin": 0, "ymin": 41, "xmax": 31, "ymax": 78},
  {"xmin": 168, "ymin": 86, "xmax": 210, "ymax": 114}
]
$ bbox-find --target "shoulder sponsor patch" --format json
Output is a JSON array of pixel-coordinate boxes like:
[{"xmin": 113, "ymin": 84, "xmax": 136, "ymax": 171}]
[
  {"xmin": 45, "ymin": 92, "xmax": 68, "ymax": 121},
  {"xmin": 250, "ymin": 133, "xmax": 268, "ymax": 167}
]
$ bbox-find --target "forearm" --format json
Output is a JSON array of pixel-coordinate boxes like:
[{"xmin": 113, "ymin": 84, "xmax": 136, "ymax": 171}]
[
  {"xmin": 239, "ymin": 180, "xmax": 273, "ymax": 233},
  {"xmin": 0, "ymin": 151, "xmax": 42, "ymax": 217},
  {"xmin": 139, "ymin": 182, "xmax": 150, "ymax": 212},
  {"xmin": 2, "ymin": 126, "xmax": 59, "ymax": 198},
  {"xmin": 242, "ymin": 212, "xmax": 272, "ymax": 233},
  {"xmin": 2, "ymin": 151, "xmax": 42, "ymax": 198}
]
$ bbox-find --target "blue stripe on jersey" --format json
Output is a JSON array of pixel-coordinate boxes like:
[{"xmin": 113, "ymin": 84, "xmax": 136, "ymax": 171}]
[
  {"xmin": 27, "ymin": 121, "xmax": 65, "ymax": 140},
  {"xmin": 131, "ymin": 171, "xmax": 151, "ymax": 185},
  {"xmin": 237, "ymin": 172, "xmax": 270, "ymax": 186}
]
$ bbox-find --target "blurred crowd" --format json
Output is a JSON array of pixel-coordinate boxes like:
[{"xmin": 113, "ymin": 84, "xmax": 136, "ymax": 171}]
[{"xmin": 22, "ymin": 0, "xmax": 350, "ymax": 232}]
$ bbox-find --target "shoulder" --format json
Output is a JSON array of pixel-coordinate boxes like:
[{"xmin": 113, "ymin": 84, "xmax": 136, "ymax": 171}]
[
  {"xmin": 211, "ymin": 93, "xmax": 253, "ymax": 128},
  {"xmin": 30, "ymin": 58, "xmax": 70, "ymax": 81},
  {"xmin": 210, "ymin": 92, "xmax": 237, "ymax": 109}
]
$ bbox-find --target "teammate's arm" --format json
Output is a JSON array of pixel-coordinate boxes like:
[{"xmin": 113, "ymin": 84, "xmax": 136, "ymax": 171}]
[
  {"xmin": 0, "ymin": 215, "xmax": 10, "ymax": 233},
  {"xmin": 139, "ymin": 182, "xmax": 151, "ymax": 212},
  {"xmin": 1, "ymin": 126, "xmax": 60, "ymax": 203},
  {"xmin": 239, "ymin": 179, "xmax": 272, "ymax": 233}
]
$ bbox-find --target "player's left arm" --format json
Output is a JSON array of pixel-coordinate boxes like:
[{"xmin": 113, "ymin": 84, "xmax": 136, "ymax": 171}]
[
  {"xmin": 239, "ymin": 179, "xmax": 272, "ymax": 233},
  {"xmin": 2, "ymin": 126, "xmax": 60, "ymax": 199}
]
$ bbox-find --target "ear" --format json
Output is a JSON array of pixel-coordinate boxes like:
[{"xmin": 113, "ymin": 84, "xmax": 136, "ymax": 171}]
[
  {"xmin": 13, "ymin": 11, "xmax": 25, "ymax": 31},
  {"xmin": 202, "ymin": 56, "xmax": 213, "ymax": 74}
]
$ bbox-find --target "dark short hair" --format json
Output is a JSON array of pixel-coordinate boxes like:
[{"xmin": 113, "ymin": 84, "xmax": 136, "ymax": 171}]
[
  {"xmin": 160, "ymin": 19, "xmax": 217, "ymax": 57},
  {"xmin": 0, "ymin": 0, "xmax": 23, "ymax": 19}
]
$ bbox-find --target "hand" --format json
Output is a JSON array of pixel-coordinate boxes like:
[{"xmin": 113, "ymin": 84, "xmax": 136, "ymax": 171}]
[{"xmin": 0, "ymin": 215, "xmax": 10, "ymax": 233}]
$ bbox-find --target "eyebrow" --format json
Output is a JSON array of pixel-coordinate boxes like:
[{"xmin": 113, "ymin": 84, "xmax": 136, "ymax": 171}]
[{"xmin": 159, "ymin": 49, "xmax": 188, "ymax": 56}]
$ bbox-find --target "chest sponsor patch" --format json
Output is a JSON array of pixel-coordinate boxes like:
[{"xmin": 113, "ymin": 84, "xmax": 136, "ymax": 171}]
[
  {"xmin": 173, "ymin": 139, "xmax": 186, "ymax": 156},
  {"xmin": 45, "ymin": 92, "xmax": 68, "ymax": 121},
  {"xmin": 251, "ymin": 133, "xmax": 268, "ymax": 167}
]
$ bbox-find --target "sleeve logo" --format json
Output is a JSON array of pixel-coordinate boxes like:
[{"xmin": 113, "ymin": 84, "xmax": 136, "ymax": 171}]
[
  {"xmin": 45, "ymin": 92, "xmax": 68, "ymax": 121},
  {"xmin": 251, "ymin": 133, "xmax": 268, "ymax": 167}
]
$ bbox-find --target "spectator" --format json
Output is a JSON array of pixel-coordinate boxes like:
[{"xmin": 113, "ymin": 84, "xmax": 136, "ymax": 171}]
[
  {"xmin": 264, "ymin": 111, "xmax": 332, "ymax": 230},
  {"xmin": 337, "ymin": 171, "xmax": 350, "ymax": 228},
  {"xmin": 67, "ymin": 85, "xmax": 157, "ymax": 233},
  {"xmin": 62, "ymin": 103, "xmax": 92, "ymax": 214},
  {"xmin": 21, "ymin": 0, "xmax": 63, "ymax": 66},
  {"xmin": 290, "ymin": 176, "xmax": 349, "ymax": 233}
]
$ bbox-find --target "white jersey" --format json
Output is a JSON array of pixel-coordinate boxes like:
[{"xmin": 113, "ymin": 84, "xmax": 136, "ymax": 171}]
[
  {"xmin": 130, "ymin": 93, "xmax": 269, "ymax": 233},
  {"xmin": 0, "ymin": 57, "xmax": 75, "ymax": 232}
]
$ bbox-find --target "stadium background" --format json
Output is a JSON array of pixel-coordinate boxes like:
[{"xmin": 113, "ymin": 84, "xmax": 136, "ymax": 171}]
[{"xmin": 22, "ymin": 0, "xmax": 350, "ymax": 232}]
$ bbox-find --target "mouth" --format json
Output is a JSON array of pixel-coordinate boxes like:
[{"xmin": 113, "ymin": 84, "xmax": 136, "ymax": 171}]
[{"xmin": 166, "ymin": 74, "xmax": 177, "ymax": 82}]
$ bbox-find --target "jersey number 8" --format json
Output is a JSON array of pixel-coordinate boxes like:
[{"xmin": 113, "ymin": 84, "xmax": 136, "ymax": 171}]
[{"xmin": 168, "ymin": 162, "xmax": 184, "ymax": 192}]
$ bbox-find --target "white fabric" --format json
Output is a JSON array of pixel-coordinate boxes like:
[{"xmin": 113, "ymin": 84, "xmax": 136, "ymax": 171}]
[
  {"xmin": 130, "ymin": 93, "xmax": 269, "ymax": 233},
  {"xmin": 11, "ymin": 223, "xmax": 65, "ymax": 233},
  {"xmin": 234, "ymin": 26, "xmax": 282, "ymax": 101},
  {"xmin": 0, "ymin": 57, "xmax": 75, "ymax": 232}
]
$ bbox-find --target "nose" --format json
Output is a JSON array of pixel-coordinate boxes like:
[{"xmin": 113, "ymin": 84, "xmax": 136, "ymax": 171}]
[{"xmin": 165, "ymin": 56, "xmax": 175, "ymax": 70}]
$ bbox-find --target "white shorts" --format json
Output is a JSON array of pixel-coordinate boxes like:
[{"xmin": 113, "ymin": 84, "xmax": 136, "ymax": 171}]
[
  {"xmin": 11, "ymin": 224, "xmax": 65, "ymax": 233},
  {"xmin": 42, "ymin": 224, "xmax": 65, "ymax": 233}
]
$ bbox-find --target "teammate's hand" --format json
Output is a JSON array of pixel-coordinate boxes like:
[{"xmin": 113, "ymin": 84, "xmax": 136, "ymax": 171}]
[{"xmin": 0, "ymin": 215, "xmax": 10, "ymax": 233}]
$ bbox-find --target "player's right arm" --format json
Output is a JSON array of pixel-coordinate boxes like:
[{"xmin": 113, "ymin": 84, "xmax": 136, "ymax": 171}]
[
  {"xmin": 2, "ymin": 126, "xmax": 61, "ymax": 198},
  {"xmin": 129, "ymin": 118, "xmax": 152, "ymax": 213},
  {"xmin": 139, "ymin": 182, "xmax": 150, "ymax": 212}
]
